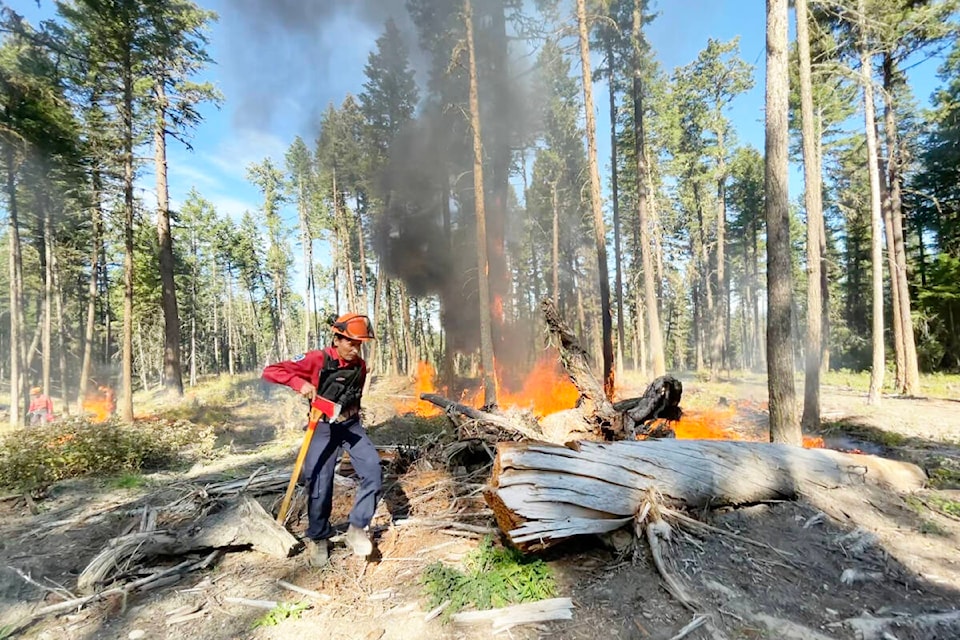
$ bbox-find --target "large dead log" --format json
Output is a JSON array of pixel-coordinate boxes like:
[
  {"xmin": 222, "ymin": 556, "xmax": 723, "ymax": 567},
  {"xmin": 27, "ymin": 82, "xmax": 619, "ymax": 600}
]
[
  {"xmin": 485, "ymin": 439, "xmax": 927, "ymax": 551},
  {"xmin": 540, "ymin": 299, "xmax": 621, "ymax": 436}
]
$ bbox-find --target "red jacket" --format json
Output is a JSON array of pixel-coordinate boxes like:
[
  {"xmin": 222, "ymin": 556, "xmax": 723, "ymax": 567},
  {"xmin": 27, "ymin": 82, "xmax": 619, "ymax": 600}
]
[
  {"xmin": 28, "ymin": 394, "xmax": 54, "ymax": 420},
  {"xmin": 262, "ymin": 346, "xmax": 367, "ymax": 398}
]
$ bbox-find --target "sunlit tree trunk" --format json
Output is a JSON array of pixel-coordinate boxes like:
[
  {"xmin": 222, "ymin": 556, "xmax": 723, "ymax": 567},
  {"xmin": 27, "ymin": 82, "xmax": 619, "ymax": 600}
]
[
  {"xmin": 576, "ymin": 0, "xmax": 614, "ymax": 398},
  {"xmin": 5, "ymin": 148, "xmax": 25, "ymax": 427},
  {"xmin": 155, "ymin": 81, "xmax": 184, "ymax": 396},
  {"xmin": 78, "ymin": 166, "xmax": 103, "ymax": 407},
  {"xmin": 633, "ymin": 4, "xmax": 666, "ymax": 378},
  {"xmin": 52, "ymin": 245, "xmax": 69, "ymax": 415},
  {"xmin": 551, "ymin": 181, "xmax": 560, "ymax": 307},
  {"xmin": 859, "ymin": 4, "xmax": 885, "ymax": 407},
  {"xmin": 121, "ymin": 46, "xmax": 136, "ymax": 423},
  {"xmin": 797, "ymin": 0, "xmax": 824, "ymax": 431},
  {"xmin": 881, "ymin": 54, "xmax": 920, "ymax": 395},
  {"xmin": 606, "ymin": 27, "xmax": 625, "ymax": 381},
  {"xmin": 42, "ymin": 197, "xmax": 53, "ymax": 398},
  {"xmin": 465, "ymin": 0, "xmax": 497, "ymax": 406},
  {"xmin": 765, "ymin": 0, "xmax": 799, "ymax": 444}
]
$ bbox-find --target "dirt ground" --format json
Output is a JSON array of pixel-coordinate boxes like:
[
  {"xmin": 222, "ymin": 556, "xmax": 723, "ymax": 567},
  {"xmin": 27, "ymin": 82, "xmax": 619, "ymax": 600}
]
[{"xmin": 1, "ymin": 374, "xmax": 958, "ymax": 640}]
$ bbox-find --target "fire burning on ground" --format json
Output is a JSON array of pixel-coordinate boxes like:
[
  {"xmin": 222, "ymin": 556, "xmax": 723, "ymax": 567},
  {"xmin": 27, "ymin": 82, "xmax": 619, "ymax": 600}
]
[
  {"xmin": 397, "ymin": 354, "xmax": 579, "ymax": 418},
  {"xmin": 677, "ymin": 403, "xmax": 825, "ymax": 448},
  {"xmin": 397, "ymin": 366, "xmax": 825, "ymax": 448},
  {"xmin": 82, "ymin": 386, "xmax": 116, "ymax": 423}
]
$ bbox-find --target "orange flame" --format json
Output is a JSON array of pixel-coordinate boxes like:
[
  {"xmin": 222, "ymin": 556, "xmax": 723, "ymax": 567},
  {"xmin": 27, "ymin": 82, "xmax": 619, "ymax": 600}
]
[
  {"xmin": 676, "ymin": 404, "xmax": 824, "ymax": 448},
  {"xmin": 82, "ymin": 386, "xmax": 115, "ymax": 423},
  {"xmin": 397, "ymin": 362, "xmax": 443, "ymax": 417},
  {"xmin": 396, "ymin": 353, "xmax": 578, "ymax": 419},
  {"xmin": 492, "ymin": 295, "xmax": 504, "ymax": 324}
]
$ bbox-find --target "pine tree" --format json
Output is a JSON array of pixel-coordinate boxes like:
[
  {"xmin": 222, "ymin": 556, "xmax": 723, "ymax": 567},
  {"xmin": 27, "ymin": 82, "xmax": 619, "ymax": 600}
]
[{"xmin": 765, "ymin": 0, "xmax": 799, "ymax": 443}]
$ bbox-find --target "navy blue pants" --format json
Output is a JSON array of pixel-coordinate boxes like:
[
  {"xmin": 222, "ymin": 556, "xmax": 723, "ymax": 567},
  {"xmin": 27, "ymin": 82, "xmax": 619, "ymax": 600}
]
[{"xmin": 301, "ymin": 417, "xmax": 382, "ymax": 541}]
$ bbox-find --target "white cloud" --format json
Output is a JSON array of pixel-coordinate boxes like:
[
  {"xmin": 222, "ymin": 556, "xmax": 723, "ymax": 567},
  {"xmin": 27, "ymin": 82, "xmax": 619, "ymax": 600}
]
[
  {"xmin": 203, "ymin": 127, "xmax": 289, "ymax": 179},
  {"xmin": 206, "ymin": 193, "xmax": 259, "ymax": 220}
]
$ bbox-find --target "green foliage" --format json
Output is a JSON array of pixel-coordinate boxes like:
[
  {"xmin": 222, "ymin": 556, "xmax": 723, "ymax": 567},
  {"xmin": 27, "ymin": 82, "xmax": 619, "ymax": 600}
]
[
  {"xmin": 251, "ymin": 602, "xmax": 310, "ymax": 629},
  {"xmin": 104, "ymin": 471, "xmax": 149, "ymax": 489},
  {"xmin": 420, "ymin": 536, "xmax": 556, "ymax": 620},
  {"xmin": 0, "ymin": 417, "xmax": 215, "ymax": 491}
]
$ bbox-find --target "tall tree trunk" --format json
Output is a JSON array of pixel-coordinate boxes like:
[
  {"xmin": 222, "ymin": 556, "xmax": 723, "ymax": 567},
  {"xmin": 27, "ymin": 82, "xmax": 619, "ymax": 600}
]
[
  {"xmin": 465, "ymin": 0, "xmax": 497, "ymax": 407},
  {"xmin": 576, "ymin": 0, "xmax": 614, "ymax": 399},
  {"xmin": 816, "ymin": 109, "xmax": 830, "ymax": 375},
  {"xmin": 5, "ymin": 149, "xmax": 25, "ymax": 426},
  {"xmin": 882, "ymin": 54, "xmax": 920, "ymax": 396},
  {"xmin": 859, "ymin": 9, "xmax": 885, "ymax": 407},
  {"xmin": 765, "ymin": 0, "xmax": 799, "ymax": 444},
  {"xmin": 212, "ymin": 258, "xmax": 220, "ymax": 373},
  {"xmin": 52, "ymin": 245, "xmax": 69, "ymax": 415},
  {"xmin": 714, "ymin": 146, "xmax": 727, "ymax": 371},
  {"xmin": 633, "ymin": 5, "xmax": 666, "ymax": 378},
  {"xmin": 298, "ymin": 180, "xmax": 314, "ymax": 349},
  {"xmin": 155, "ymin": 82, "xmax": 184, "ymax": 396},
  {"xmin": 356, "ymin": 198, "xmax": 370, "ymax": 317},
  {"xmin": 882, "ymin": 170, "xmax": 906, "ymax": 390},
  {"xmin": 797, "ymin": 0, "xmax": 824, "ymax": 431},
  {"xmin": 606, "ymin": 32, "xmax": 625, "ymax": 382},
  {"xmin": 226, "ymin": 267, "xmax": 235, "ymax": 376},
  {"xmin": 78, "ymin": 167, "xmax": 103, "ymax": 407},
  {"xmin": 401, "ymin": 282, "xmax": 415, "ymax": 374},
  {"xmin": 121, "ymin": 50, "xmax": 136, "ymax": 423},
  {"xmin": 42, "ymin": 196, "xmax": 52, "ymax": 398},
  {"xmin": 551, "ymin": 181, "xmax": 560, "ymax": 307}
]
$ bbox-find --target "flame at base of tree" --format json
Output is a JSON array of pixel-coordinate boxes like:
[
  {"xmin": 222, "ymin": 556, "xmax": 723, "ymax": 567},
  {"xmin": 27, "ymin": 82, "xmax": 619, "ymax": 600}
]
[{"xmin": 678, "ymin": 402, "xmax": 824, "ymax": 448}]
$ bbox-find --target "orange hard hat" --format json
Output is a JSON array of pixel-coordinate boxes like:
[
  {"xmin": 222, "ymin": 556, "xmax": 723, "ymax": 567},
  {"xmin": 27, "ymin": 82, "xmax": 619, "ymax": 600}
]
[
  {"xmin": 30, "ymin": 386, "xmax": 41, "ymax": 395},
  {"xmin": 331, "ymin": 313, "xmax": 375, "ymax": 341}
]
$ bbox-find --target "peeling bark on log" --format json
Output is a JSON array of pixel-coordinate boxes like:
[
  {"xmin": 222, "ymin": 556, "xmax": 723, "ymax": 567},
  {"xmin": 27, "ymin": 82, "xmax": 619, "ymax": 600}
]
[
  {"xmin": 541, "ymin": 299, "xmax": 620, "ymax": 436},
  {"xmin": 485, "ymin": 439, "xmax": 927, "ymax": 551}
]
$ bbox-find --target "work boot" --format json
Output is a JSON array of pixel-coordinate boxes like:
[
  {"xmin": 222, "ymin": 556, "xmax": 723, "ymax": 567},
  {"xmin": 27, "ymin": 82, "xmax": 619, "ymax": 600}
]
[
  {"xmin": 304, "ymin": 538, "xmax": 329, "ymax": 568},
  {"xmin": 345, "ymin": 524, "xmax": 373, "ymax": 557}
]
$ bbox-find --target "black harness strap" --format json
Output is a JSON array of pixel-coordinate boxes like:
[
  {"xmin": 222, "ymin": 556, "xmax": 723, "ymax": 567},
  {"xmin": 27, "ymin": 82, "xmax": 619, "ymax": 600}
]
[{"xmin": 316, "ymin": 352, "xmax": 363, "ymax": 413}]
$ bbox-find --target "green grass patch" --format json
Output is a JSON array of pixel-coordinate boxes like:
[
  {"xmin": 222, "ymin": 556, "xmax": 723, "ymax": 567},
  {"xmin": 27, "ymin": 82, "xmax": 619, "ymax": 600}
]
[
  {"xmin": 420, "ymin": 536, "xmax": 556, "ymax": 620},
  {"xmin": 819, "ymin": 419, "xmax": 907, "ymax": 448},
  {"xmin": 928, "ymin": 465, "xmax": 960, "ymax": 489},
  {"xmin": 0, "ymin": 417, "xmax": 216, "ymax": 491},
  {"xmin": 104, "ymin": 471, "xmax": 149, "ymax": 490},
  {"xmin": 919, "ymin": 520, "xmax": 947, "ymax": 536},
  {"xmin": 251, "ymin": 602, "xmax": 310, "ymax": 629},
  {"xmin": 820, "ymin": 369, "xmax": 960, "ymax": 399}
]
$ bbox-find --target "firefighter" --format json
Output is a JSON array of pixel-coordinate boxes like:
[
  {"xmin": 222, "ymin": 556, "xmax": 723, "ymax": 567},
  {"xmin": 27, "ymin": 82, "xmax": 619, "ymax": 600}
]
[
  {"xmin": 262, "ymin": 313, "xmax": 380, "ymax": 567},
  {"xmin": 27, "ymin": 387, "xmax": 54, "ymax": 426}
]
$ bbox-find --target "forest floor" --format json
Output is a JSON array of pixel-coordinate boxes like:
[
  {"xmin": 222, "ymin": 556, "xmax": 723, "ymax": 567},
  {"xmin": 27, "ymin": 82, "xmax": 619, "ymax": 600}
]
[{"xmin": 0, "ymin": 371, "xmax": 958, "ymax": 640}]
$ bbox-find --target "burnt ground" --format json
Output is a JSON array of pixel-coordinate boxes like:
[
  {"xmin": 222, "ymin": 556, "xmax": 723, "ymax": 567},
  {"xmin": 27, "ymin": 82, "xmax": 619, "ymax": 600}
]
[{"xmin": 0, "ymin": 374, "xmax": 958, "ymax": 640}]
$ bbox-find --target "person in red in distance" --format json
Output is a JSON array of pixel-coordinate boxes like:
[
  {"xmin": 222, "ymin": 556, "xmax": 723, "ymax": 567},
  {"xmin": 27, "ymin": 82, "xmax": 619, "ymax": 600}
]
[
  {"xmin": 27, "ymin": 386, "xmax": 55, "ymax": 426},
  {"xmin": 262, "ymin": 313, "xmax": 379, "ymax": 567}
]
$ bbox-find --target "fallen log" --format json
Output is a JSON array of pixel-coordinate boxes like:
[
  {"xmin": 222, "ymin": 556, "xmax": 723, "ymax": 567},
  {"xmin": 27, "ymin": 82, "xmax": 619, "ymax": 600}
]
[
  {"xmin": 485, "ymin": 439, "xmax": 927, "ymax": 550},
  {"xmin": 420, "ymin": 393, "xmax": 543, "ymax": 441},
  {"xmin": 77, "ymin": 495, "xmax": 298, "ymax": 593}
]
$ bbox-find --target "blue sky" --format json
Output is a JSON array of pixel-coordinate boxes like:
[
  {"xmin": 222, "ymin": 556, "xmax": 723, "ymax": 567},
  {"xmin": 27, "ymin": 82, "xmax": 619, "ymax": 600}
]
[{"xmin": 15, "ymin": 1, "xmax": 947, "ymax": 277}]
